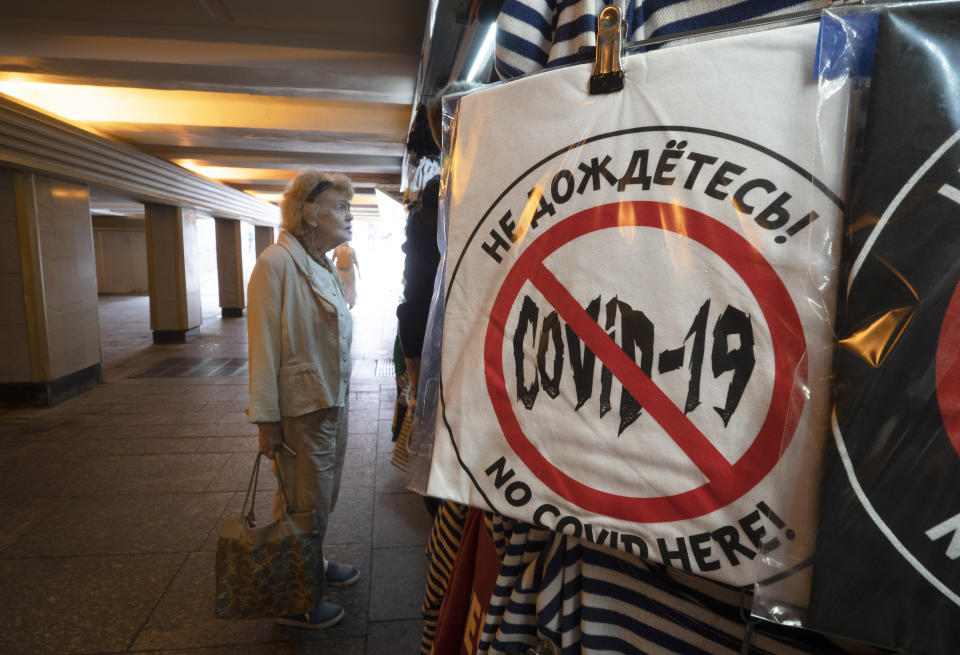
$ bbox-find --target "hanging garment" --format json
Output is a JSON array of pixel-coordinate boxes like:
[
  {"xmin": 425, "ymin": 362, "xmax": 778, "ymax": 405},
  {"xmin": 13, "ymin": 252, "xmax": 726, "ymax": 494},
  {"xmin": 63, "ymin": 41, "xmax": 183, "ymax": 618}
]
[
  {"xmin": 408, "ymin": 103, "xmax": 442, "ymax": 159},
  {"xmin": 431, "ymin": 508, "xmax": 501, "ymax": 655},
  {"xmin": 398, "ymin": 177, "xmax": 441, "ymax": 360},
  {"xmin": 808, "ymin": 4, "xmax": 960, "ymax": 654},
  {"xmin": 495, "ymin": 0, "xmax": 829, "ymax": 80},
  {"xmin": 391, "ymin": 393, "xmax": 415, "ymax": 472},
  {"xmin": 477, "ymin": 515, "xmax": 841, "ymax": 654},
  {"xmin": 428, "ymin": 22, "xmax": 851, "ymax": 613},
  {"xmin": 422, "ymin": 501, "xmax": 471, "ymax": 655}
]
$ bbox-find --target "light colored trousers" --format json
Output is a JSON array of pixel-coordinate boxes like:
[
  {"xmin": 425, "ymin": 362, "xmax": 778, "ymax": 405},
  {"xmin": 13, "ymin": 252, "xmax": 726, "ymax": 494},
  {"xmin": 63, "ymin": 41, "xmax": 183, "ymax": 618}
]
[{"xmin": 271, "ymin": 398, "xmax": 350, "ymax": 587}]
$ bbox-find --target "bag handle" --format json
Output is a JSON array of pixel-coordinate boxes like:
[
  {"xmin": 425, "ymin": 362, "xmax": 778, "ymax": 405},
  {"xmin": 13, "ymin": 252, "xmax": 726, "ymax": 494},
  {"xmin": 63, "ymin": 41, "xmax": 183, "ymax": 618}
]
[
  {"xmin": 240, "ymin": 452, "xmax": 296, "ymax": 527},
  {"xmin": 240, "ymin": 454, "xmax": 261, "ymax": 526},
  {"xmin": 273, "ymin": 453, "xmax": 295, "ymax": 515}
]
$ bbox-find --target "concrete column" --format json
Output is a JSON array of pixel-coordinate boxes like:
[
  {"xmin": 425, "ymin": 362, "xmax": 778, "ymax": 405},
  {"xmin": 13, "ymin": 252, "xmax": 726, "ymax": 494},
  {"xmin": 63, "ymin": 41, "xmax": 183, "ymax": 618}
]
[
  {"xmin": 0, "ymin": 168, "xmax": 101, "ymax": 406},
  {"xmin": 254, "ymin": 225, "xmax": 275, "ymax": 258},
  {"xmin": 144, "ymin": 203, "xmax": 202, "ymax": 343},
  {"xmin": 215, "ymin": 218, "xmax": 244, "ymax": 317}
]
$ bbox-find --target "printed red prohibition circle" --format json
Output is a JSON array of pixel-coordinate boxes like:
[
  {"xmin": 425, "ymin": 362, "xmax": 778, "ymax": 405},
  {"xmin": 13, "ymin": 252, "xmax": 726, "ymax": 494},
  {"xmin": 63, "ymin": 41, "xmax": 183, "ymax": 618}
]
[
  {"xmin": 936, "ymin": 279, "xmax": 960, "ymax": 459},
  {"xmin": 483, "ymin": 201, "xmax": 807, "ymax": 523}
]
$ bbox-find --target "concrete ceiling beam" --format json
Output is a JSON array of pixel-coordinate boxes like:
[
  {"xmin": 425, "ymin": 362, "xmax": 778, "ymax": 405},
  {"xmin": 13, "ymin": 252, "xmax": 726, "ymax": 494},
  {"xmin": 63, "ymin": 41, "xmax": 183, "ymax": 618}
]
[
  {"xmin": 0, "ymin": 3, "xmax": 428, "ymax": 55},
  {"xmin": 97, "ymin": 126, "xmax": 405, "ymax": 157},
  {"xmin": 0, "ymin": 94, "xmax": 279, "ymax": 224}
]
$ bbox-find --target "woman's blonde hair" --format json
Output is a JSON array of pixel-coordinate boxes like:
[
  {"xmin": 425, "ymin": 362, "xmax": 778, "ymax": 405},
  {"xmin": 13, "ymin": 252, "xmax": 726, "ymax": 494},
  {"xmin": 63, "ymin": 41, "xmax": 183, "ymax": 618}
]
[{"xmin": 280, "ymin": 170, "xmax": 353, "ymax": 233}]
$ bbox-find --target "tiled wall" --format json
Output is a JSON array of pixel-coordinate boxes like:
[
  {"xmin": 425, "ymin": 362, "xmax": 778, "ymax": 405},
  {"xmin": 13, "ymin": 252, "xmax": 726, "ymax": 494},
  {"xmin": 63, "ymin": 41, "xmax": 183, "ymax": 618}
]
[
  {"xmin": 94, "ymin": 227, "xmax": 149, "ymax": 294},
  {"xmin": 0, "ymin": 169, "xmax": 31, "ymax": 382},
  {"xmin": 33, "ymin": 175, "xmax": 100, "ymax": 380}
]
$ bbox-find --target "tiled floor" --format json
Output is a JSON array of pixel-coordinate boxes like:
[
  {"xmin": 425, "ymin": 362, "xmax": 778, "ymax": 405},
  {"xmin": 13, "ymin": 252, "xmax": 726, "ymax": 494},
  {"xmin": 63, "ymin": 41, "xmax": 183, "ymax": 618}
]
[{"xmin": 0, "ymin": 290, "xmax": 433, "ymax": 654}]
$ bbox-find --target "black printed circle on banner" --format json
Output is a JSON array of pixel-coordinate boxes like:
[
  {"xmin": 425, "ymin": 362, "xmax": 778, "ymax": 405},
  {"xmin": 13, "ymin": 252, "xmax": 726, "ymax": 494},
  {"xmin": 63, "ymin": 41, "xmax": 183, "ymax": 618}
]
[
  {"xmin": 937, "ymin": 279, "xmax": 960, "ymax": 459},
  {"xmin": 444, "ymin": 125, "xmax": 843, "ymax": 297},
  {"xmin": 483, "ymin": 201, "xmax": 807, "ymax": 523},
  {"xmin": 825, "ymin": 130, "xmax": 960, "ymax": 633}
]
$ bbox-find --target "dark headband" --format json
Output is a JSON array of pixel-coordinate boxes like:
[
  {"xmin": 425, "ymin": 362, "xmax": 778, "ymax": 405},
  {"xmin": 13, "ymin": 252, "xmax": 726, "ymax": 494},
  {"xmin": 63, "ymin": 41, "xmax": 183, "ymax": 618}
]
[{"xmin": 304, "ymin": 179, "xmax": 333, "ymax": 204}]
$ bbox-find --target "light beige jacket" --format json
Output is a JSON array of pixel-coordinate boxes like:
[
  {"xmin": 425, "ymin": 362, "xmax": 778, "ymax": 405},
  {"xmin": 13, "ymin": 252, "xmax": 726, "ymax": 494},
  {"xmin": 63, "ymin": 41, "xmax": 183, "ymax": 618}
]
[{"xmin": 246, "ymin": 231, "xmax": 352, "ymax": 423}]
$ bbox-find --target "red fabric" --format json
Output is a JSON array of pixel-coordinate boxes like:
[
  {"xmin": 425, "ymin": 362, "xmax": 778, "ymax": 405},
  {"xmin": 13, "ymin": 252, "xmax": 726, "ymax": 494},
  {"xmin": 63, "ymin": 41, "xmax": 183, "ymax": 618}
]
[{"xmin": 431, "ymin": 509, "xmax": 501, "ymax": 655}]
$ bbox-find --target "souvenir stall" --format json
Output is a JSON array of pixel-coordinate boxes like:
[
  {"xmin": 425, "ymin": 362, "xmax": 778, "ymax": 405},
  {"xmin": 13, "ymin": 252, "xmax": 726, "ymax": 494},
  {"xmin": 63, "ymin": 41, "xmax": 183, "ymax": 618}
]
[{"xmin": 403, "ymin": 1, "xmax": 960, "ymax": 653}]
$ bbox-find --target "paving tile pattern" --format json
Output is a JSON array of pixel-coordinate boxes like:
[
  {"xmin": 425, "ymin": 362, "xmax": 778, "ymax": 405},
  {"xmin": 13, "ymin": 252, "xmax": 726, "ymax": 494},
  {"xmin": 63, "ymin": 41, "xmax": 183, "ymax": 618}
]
[
  {"xmin": 0, "ymin": 293, "xmax": 431, "ymax": 654},
  {"xmin": 130, "ymin": 356, "xmax": 249, "ymax": 379}
]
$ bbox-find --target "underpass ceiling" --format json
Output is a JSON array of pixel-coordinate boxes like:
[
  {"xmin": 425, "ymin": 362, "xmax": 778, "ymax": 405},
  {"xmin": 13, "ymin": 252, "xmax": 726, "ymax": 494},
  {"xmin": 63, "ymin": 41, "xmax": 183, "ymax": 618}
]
[{"xmin": 0, "ymin": 0, "xmax": 434, "ymax": 217}]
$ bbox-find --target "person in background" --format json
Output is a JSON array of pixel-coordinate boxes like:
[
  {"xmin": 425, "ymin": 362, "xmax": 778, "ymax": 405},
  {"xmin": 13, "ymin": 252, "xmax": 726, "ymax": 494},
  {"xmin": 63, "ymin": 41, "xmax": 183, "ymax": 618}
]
[
  {"xmin": 333, "ymin": 241, "xmax": 359, "ymax": 308},
  {"xmin": 246, "ymin": 170, "xmax": 359, "ymax": 630}
]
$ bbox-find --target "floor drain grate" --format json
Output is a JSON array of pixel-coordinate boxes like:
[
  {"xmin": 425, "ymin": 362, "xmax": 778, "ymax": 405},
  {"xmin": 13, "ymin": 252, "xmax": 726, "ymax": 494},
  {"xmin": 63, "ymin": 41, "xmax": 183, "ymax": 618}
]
[{"xmin": 375, "ymin": 358, "xmax": 395, "ymax": 377}]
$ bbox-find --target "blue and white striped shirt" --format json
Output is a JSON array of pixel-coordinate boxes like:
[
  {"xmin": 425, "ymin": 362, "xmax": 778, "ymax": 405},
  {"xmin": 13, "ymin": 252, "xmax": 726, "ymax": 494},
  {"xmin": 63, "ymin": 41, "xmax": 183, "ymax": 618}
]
[
  {"xmin": 479, "ymin": 515, "xmax": 846, "ymax": 654},
  {"xmin": 495, "ymin": 0, "xmax": 830, "ymax": 79}
]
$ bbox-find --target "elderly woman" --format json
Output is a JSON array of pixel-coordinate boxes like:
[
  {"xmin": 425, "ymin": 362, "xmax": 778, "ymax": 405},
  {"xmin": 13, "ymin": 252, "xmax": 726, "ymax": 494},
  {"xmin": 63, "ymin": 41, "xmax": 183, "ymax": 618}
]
[{"xmin": 246, "ymin": 170, "xmax": 358, "ymax": 629}]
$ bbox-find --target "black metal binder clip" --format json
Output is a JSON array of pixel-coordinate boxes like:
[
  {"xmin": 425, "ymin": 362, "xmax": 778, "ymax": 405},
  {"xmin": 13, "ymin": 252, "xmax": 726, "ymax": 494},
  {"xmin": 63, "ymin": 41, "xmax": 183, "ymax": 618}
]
[{"xmin": 588, "ymin": 6, "xmax": 625, "ymax": 94}]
